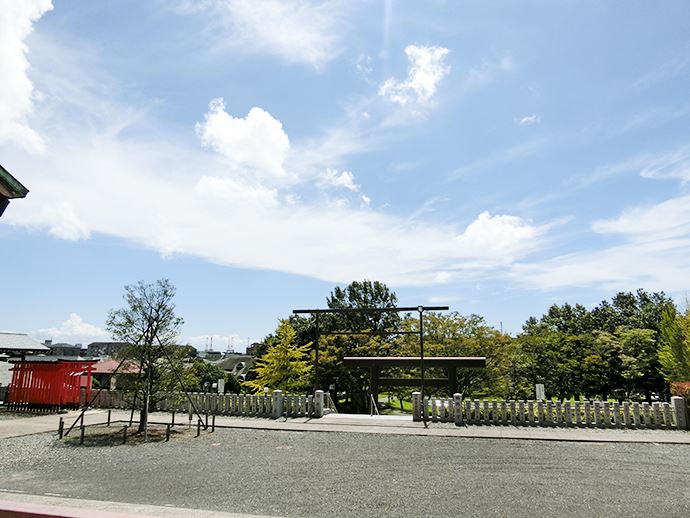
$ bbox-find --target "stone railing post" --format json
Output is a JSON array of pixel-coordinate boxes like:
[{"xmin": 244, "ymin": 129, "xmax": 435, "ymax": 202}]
[
  {"xmin": 671, "ymin": 396, "xmax": 688, "ymax": 430},
  {"xmin": 453, "ymin": 393, "xmax": 463, "ymax": 426},
  {"xmin": 272, "ymin": 390, "xmax": 284, "ymax": 419},
  {"xmin": 314, "ymin": 390, "xmax": 324, "ymax": 418},
  {"xmin": 412, "ymin": 392, "xmax": 422, "ymax": 422}
]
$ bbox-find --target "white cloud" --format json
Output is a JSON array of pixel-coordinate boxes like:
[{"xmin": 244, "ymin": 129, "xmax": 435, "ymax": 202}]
[
  {"xmin": 0, "ymin": 0, "xmax": 52, "ymax": 153},
  {"xmin": 378, "ymin": 45, "xmax": 451, "ymax": 105},
  {"xmin": 193, "ymin": 0, "xmax": 346, "ymax": 66},
  {"xmin": 36, "ymin": 313, "xmax": 108, "ymax": 344},
  {"xmin": 514, "ymin": 194, "xmax": 690, "ymax": 291},
  {"xmin": 4, "ymin": 118, "xmax": 545, "ymax": 286},
  {"xmin": 455, "ymin": 211, "xmax": 541, "ymax": 260},
  {"xmin": 196, "ymin": 98, "xmax": 291, "ymax": 181},
  {"xmin": 0, "ymin": 28, "xmax": 544, "ymax": 288},
  {"xmin": 517, "ymin": 114, "xmax": 540, "ymax": 126},
  {"xmin": 319, "ymin": 168, "xmax": 359, "ymax": 192}
]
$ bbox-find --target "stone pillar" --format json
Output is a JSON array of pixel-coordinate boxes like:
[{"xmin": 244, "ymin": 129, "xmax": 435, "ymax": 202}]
[
  {"xmin": 314, "ymin": 390, "xmax": 324, "ymax": 418},
  {"xmin": 453, "ymin": 393, "xmax": 463, "ymax": 426},
  {"xmin": 412, "ymin": 392, "xmax": 422, "ymax": 422},
  {"xmin": 272, "ymin": 390, "xmax": 284, "ymax": 419},
  {"xmin": 672, "ymin": 396, "xmax": 688, "ymax": 430}
]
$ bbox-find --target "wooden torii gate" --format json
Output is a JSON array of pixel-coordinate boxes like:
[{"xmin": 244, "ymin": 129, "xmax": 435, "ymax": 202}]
[{"xmin": 343, "ymin": 356, "xmax": 486, "ymax": 403}]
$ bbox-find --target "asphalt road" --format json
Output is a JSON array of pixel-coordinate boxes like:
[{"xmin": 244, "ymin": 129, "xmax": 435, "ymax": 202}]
[{"xmin": 1, "ymin": 428, "xmax": 689, "ymax": 517}]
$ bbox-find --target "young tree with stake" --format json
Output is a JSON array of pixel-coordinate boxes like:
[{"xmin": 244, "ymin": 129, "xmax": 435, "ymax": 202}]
[{"xmin": 106, "ymin": 279, "xmax": 185, "ymax": 436}]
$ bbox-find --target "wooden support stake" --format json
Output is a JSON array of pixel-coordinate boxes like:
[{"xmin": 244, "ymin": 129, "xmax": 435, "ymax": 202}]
[{"xmin": 58, "ymin": 417, "xmax": 64, "ymax": 439}]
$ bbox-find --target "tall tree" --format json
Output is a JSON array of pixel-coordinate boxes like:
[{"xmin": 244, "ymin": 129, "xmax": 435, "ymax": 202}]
[
  {"xmin": 106, "ymin": 279, "xmax": 185, "ymax": 434},
  {"xmin": 244, "ymin": 320, "xmax": 312, "ymax": 393},
  {"xmin": 658, "ymin": 305, "xmax": 690, "ymax": 382},
  {"xmin": 326, "ymin": 280, "xmax": 400, "ymax": 332}
]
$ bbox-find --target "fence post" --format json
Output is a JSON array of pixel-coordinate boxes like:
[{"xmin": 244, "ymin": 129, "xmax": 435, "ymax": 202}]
[
  {"xmin": 58, "ymin": 417, "xmax": 64, "ymax": 439},
  {"xmin": 272, "ymin": 390, "xmax": 284, "ymax": 419},
  {"xmin": 671, "ymin": 397, "xmax": 687, "ymax": 430},
  {"xmin": 453, "ymin": 393, "xmax": 463, "ymax": 426},
  {"xmin": 314, "ymin": 390, "xmax": 324, "ymax": 418},
  {"xmin": 412, "ymin": 392, "xmax": 422, "ymax": 422}
]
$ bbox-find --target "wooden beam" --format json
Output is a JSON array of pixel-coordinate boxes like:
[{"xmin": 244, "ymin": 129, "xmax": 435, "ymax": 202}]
[{"xmin": 343, "ymin": 356, "xmax": 486, "ymax": 368}]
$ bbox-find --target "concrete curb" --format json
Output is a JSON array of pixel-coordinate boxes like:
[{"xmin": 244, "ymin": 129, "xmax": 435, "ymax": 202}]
[{"xmin": 0, "ymin": 492, "xmax": 278, "ymax": 518}]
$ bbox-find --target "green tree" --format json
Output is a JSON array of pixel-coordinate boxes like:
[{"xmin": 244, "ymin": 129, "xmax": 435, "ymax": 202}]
[
  {"xmin": 106, "ymin": 279, "xmax": 185, "ymax": 434},
  {"xmin": 244, "ymin": 320, "xmax": 312, "ymax": 393},
  {"xmin": 618, "ymin": 327, "xmax": 661, "ymax": 399},
  {"xmin": 394, "ymin": 312, "xmax": 514, "ymax": 398},
  {"xmin": 189, "ymin": 360, "xmax": 228, "ymax": 392},
  {"xmin": 326, "ymin": 280, "xmax": 400, "ymax": 332},
  {"xmin": 658, "ymin": 305, "xmax": 690, "ymax": 382}
]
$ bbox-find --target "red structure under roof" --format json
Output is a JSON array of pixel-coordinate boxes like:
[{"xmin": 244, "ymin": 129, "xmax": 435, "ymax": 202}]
[{"xmin": 7, "ymin": 358, "xmax": 96, "ymax": 411}]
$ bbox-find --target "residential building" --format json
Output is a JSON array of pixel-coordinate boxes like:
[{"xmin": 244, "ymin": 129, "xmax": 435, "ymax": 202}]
[
  {"xmin": 43, "ymin": 340, "xmax": 83, "ymax": 357},
  {"xmin": 86, "ymin": 342, "xmax": 129, "ymax": 358}
]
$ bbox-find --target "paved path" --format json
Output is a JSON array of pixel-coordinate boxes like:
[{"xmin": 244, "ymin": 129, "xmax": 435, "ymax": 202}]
[{"xmin": 2, "ymin": 409, "xmax": 689, "ymax": 443}]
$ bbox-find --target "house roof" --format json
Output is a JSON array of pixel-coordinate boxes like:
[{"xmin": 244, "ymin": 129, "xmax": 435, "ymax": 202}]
[
  {"xmin": 0, "ymin": 164, "xmax": 29, "ymax": 199},
  {"xmin": 91, "ymin": 359, "xmax": 139, "ymax": 374},
  {"xmin": 0, "ymin": 333, "xmax": 49, "ymax": 352}
]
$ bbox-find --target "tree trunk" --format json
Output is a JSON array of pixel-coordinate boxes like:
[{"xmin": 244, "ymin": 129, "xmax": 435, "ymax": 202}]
[{"xmin": 139, "ymin": 406, "xmax": 147, "ymax": 433}]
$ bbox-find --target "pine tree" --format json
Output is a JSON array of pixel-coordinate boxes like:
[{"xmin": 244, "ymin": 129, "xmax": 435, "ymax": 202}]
[{"xmin": 244, "ymin": 320, "xmax": 313, "ymax": 393}]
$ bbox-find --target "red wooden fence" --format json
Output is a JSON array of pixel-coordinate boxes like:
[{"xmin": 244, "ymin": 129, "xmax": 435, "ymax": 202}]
[{"xmin": 6, "ymin": 359, "xmax": 96, "ymax": 411}]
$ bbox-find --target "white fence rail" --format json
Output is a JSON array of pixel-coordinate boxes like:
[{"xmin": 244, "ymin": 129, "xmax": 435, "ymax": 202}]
[
  {"xmin": 88, "ymin": 389, "xmax": 325, "ymax": 419},
  {"xmin": 412, "ymin": 392, "xmax": 688, "ymax": 430}
]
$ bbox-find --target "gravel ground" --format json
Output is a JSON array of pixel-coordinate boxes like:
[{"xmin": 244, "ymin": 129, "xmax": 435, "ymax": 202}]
[{"xmin": 1, "ymin": 428, "xmax": 689, "ymax": 517}]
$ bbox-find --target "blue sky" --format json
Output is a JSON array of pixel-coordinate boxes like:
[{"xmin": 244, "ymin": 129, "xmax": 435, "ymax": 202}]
[{"xmin": 2, "ymin": 1, "xmax": 690, "ymax": 349}]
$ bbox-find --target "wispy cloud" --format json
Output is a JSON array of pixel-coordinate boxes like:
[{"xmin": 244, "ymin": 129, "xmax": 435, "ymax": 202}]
[
  {"xmin": 516, "ymin": 114, "xmax": 540, "ymax": 126},
  {"xmin": 569, "ymin": 143, "xmax": 690, "ymax": 187},
  {"xmin": 514, "ymin": 194, "xmax": 690, "ymax": 291},
  {"xmin": 634, "ymin": 53, "xmax": 690, "ymax": 91},
  {"xmin": 184, "ymin": 0, "xmax": 349, "ymax": 67},
  {"xmin": 449, "ymin": 138, "xmax": 546, "ymax": 180}
]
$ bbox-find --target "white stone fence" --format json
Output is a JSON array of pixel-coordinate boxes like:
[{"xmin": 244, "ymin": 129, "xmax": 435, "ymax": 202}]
[
  {"xmin": 88, "ymin": 389, "xmax": 325, "ymax": 419},
  {"xmin": 412, "ymin": 392, "xmax": 689, "ymax": 430}
]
